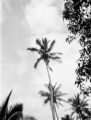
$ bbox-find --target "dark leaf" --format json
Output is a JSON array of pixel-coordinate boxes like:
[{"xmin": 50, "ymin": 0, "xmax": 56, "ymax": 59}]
[
  {"xmin": 47, "ymin": 40, "xmax": 56, "ymax": 52},
  {"xmin": 6, "ymin": 103, "xmax": 23, "ymax": 120},
  {"xmin": 0, "ymin": 91, "xmax": 12, "ymax": 120},
  {"xmin": 34, "ymin": 57, "xmax": 42, "ymax": 68}
]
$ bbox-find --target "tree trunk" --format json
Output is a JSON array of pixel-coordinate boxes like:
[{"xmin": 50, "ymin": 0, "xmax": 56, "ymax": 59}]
[
  {"xmin": 46, "ymin": 63, "xmax": 55, "ymax": 120},
  {"xmin": 54, "ymin": 105, "xmax": 59, "ymax": 120}
]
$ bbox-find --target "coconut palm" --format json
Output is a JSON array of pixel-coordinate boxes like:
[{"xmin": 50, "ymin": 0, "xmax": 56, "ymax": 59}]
[
  {"xmin": 27, "ymin": 37, "xmax": 62, "ymax": 120},
  {"xmin": 39, "ymin": 83, "xmax": 66, "ymax": 120},
  {"xmin": 0, "ymin": 91, "xmax": 23, "ymax": 120},
  {"xmin": 27, "ymin": 37, "xmax": 62, "ymax": 69},
  {"xmin": 61, "ymin": 114, "xmax": 74, "ymax": 120},
  {"xmin": 68, "ymin": 93, "xmax": 89, "ymax": 120}
]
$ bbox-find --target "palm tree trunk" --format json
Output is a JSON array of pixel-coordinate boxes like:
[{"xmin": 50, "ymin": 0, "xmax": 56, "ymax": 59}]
[
  {"xmin": 54, "ymin": 105, "xmax": 59, "ymax": 120},
  {"xmin": 46, "ymin": 63, "xmax": 55, "ymax": 120}
]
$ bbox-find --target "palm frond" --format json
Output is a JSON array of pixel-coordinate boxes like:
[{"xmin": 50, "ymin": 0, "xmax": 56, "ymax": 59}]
[
  {"xmin": 49, "ymin": 52, "xmax": 62, "ymax": 56},
  {"xmin": 44, "ymin": 83, "xmax": 51, "ymax": 92},
  {"xmin": 57, "ymin": 98, "xmax": 67, "ymax": 103},
  {"xmin": 6, "ymin": 103, "xmax": 23, "ymax": 120},
  {"xmin": 34, "ymin": 57, "xmax": 42, "ymax": 68},
  {"xmin": 36, "ymin": 39, "xmax": 43, "ymax": 48},
  {"xmin": 42, "ymin": 38, "xmax": 48, "ymax": 50},
  {"xmin": 70, "ymin": 110, "xmax": 75, "ymax": 117},
  {"xmin": 39, "ymin": 91, "xmax": 50, "ymax": 97},
  {"xmin": 57, "ymin": 101, "xmax": 64, "ymax": 107},
  {"xmin": 39, "ymin": 90, "xmax": 50, "ymax": 104},
  {"xmin": 47, "ymin": 40, "xmax": 56, "ymax": 52},
  {"xmin": 53, "ymin": 56, "xmax": 61, "ymax": 60},
  {"xmin": 24, "ymin": 116, "xmax": 37, "ymax": 120},
  {"xmin": 27, "ymin": 47, "xmax": 39, "ymax": 53},
  {"xmin": 0, "ymin": 91, "xmax": 12, "ymax": 119},
  {"xmin": 49, "ymin": 66, "xmax": 53, "ymax": 72},
  {"xmin": 44, "ymin": 98, "xmax": 50, "ymax": 104},
  {"xmin": 49, "ymin": 56, "xmax": 62, "ymax": 63},
  {"xmin": 83, "ymin": 108, "xmax": 91, "ymax": 116},
  {"xmin": 7, "ymin": 112, "xmax": 22, "ymax": 120},
  {"xmin": 56, "ymin": 92, "xmax": 67, "ymax": 97},
  {"xmin": 54, "ymin": 84, "xmax": 62, "ymax": 93}
]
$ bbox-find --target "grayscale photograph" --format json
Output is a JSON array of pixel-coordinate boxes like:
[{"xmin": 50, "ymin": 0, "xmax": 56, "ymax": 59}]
[{"xmin": 1, "ymin": 0, "xmax": 91, "ymax": 120}]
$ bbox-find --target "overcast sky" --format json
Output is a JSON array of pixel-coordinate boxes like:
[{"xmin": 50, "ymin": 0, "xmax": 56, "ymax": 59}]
[{"xmin": 1, "ymin": 0, "xmax": 81, "ymax": 120}]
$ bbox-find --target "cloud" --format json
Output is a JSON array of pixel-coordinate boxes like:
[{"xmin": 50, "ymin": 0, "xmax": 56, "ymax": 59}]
[{"xmin": 25, "ymin": 0, "xmax": 64, "ymax": 37}]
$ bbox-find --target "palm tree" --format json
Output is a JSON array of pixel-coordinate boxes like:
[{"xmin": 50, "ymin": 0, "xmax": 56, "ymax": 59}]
[
  {"xmin": 0, "ymin": 91, "xmax": 23, "ymax": 120},
  {"xmin": 39, "ymin": 83, "xmax": 66, "ymax": 120},
  {"xmin": 68, "ymin": 93, "xmax": 89, "ymax": 120},
  {"xmin": 61, "ymin": 114, "xmax": 74, "ymax": 120},
  {"xmin": 27, "ymin": 37, "xmax": 62, "ymax": 120}
]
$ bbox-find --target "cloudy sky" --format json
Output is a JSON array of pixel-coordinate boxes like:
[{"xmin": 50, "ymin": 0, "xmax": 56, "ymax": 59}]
[{"xmin": 1, "ymin": 0, "xmax": 81, "ymax": 119}]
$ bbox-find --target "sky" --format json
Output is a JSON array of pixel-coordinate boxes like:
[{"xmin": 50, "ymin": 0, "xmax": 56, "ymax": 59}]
[{"xmin": 1, "ymin": 0, "xmax": 82, "ymax": 120}]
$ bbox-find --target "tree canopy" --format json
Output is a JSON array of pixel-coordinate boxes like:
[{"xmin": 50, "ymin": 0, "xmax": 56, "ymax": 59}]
[
  {"xmin": 63, "ymin": 0, "xmax": 91, "ymax": 95},
  {"xmin": 27, "ymin": 37, "xmax": 62, "ymax": 71},
  {"xmin": 68, "ymin": 93, "xmax": 90, "ymax": 119}
]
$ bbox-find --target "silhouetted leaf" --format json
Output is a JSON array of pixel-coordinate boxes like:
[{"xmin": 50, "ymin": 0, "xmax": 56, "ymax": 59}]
[{"xmin": 0, "ymin": 91, "xmax": 12, "ymax": 120}]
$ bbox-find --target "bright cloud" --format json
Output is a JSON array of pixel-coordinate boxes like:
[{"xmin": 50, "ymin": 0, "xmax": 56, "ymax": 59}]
[{"xmin": 25, "ymin": 0, "xmax": 64, "ymax": 36}]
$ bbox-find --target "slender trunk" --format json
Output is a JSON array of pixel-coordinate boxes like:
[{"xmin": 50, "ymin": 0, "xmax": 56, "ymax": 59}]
[
  {"xmin": 54, "ymin": 105, "xmax": 59, "ymax": 120},
  {"xmin": 46, "ymin": 63, "xmax": 55, "ymax": 120}
]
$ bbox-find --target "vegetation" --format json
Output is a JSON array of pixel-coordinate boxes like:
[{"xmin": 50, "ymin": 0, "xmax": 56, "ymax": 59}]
[
  {"xmin": 63, "ymin": 0, "xmax": 91, "ymax": 95},
  {"xmin": 23, "ymin": 116, "xmax": 37, "ymax": 120},
  {"xmin": 61, "ymin": 114, "xmax": 74, "ymax": 120},
  {"xmin": 68, "ymin": 93, "xmax": 90, "ymax": 120},
  {"xmin": 2, "ymin": 1, "xmax": 91, "ymax": 120},
  {"xmin": 0, "ymin": 91, "xmax": 23, "ymax": 120},
  {"xmin": 39, "ymin": 83, "xmax": 66, "ymax": 120},
  {"xmin": 27, "ymin": 37, "xmax": 62, "ymax": 69},
  {"xmin": 27, "ymin": 37, "xmax": 62, "ymax": 120},
  {"xmin": 26, "ymin": 36, "xmax": 91, "ymax": 120}
]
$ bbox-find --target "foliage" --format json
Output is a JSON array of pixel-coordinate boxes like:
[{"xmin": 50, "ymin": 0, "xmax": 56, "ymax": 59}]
[
  {"xmin": 61, "ymin": 114, "xmax": 74, "ymax": 120},
  {"xmin": 0, "ymin": 91, "xmax": 23, "ymax": 120},
  {"xmin": 39, "ymin": 83, "xmax": 66, "ymax": 120},
  {"xmin": 68, "ymin": 93, "xmax": 91, "ymax": 119},
  {"xmin": 27, "ymin": 37, "xmax": 62, "ymax": 120},
  {"xmin": 39, "ymin": 83, "xmax": 66, "ymax": 107},
  {"xmin": 27, "ymin": 37, "xmax": 62, "ymax": 71},
  {"xmin": 23, "ymin": 116, "xmax": 37, "ymax": 120},
  {"xmin": 63, "ymin": 0, "xmax": 91, "ymax": 95}
]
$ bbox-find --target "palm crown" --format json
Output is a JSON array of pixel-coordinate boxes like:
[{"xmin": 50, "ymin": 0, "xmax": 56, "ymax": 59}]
[
  {"xmin": 39, "ymin": 83, "xmax": 66, "ymax": 107},
  {"xmin": 68, "ymin": 93, "xmax": 89, "ymax": 119},
  {"xmin": 39, "ymin": 83, "xmax": 66, "ymax": 120},
  {"xmin": 0, "ymin": 91, "xmax": 23, "ymax": 120},
  {"xmin": 27, "ymin": 37, "xmax": 62, "ymax": 69}
]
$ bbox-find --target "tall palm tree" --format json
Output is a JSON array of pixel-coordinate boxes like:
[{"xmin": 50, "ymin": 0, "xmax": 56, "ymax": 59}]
[
  {"xmin": 27, "ymin": 37, "xmax": 62, "ymax": 120},
  {"xmin": 68, "ymin": 93, "xmax": 89, "ymax": 120},
  {"xmin": 61, "ymin": 114, "xmax": 74, "ymax": 120},
  {"xmin": 0, "ymin": 91, "xmax": 23, "ymax": 120},
  {"xmin": 39, "ymin": 83, "xmax": 66, "ymax": 120}
]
